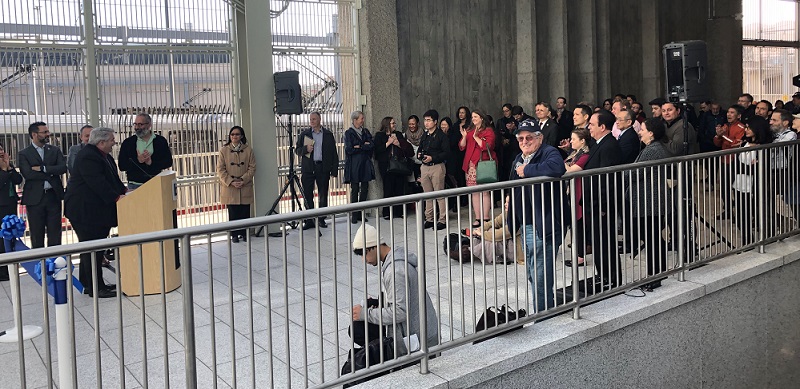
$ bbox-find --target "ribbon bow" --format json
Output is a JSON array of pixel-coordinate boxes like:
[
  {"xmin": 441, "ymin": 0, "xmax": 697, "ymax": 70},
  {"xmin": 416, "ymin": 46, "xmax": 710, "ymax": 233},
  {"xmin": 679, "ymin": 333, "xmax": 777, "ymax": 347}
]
[{"xmin": 1, "ymin": 215, "xmax": 26, "ymax": 240}]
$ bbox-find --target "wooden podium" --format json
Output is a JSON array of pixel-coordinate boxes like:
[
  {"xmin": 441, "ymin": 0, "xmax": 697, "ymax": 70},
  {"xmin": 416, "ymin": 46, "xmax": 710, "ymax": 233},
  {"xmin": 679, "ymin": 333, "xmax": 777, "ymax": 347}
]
[{"xmin": 117, "ymin": 171, "xmax": 182, "ymax": 296}]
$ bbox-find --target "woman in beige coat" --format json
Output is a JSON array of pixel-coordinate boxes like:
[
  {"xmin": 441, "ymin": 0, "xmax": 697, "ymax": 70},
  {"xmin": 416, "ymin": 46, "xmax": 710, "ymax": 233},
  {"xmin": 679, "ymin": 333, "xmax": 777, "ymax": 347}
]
[{"xmin": 217, "ymin": 126, "xmax": 256, "ymax": 242}]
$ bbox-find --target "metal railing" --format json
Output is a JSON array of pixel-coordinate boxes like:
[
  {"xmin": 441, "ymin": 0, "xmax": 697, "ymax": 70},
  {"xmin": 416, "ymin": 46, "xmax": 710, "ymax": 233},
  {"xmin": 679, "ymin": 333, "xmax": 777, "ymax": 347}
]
[{"xmin": 0, "ymin": 140, "xmax": 798, "ymax": 388}]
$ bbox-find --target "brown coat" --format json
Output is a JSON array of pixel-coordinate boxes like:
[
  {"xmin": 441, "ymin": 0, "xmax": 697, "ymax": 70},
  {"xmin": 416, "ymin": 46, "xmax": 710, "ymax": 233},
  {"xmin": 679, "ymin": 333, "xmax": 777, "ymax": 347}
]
[{"xmin": 217, "ymin": 143, "xmax": 256, "ymax": 205}]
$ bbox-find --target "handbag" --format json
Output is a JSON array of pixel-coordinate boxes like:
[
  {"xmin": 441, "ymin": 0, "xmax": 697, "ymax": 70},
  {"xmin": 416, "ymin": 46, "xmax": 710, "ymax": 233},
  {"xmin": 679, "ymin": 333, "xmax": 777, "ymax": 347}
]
[
  {"xmin": 473, "ymin": 305, "xmax": 527, "ymax": 344},
  {"xmin": 386, "ymin": 146, "xmax": 412, "ymax": 176},
  {"xmin": 476, "ymin": 148, "xmax": 498, "ymax": 184},
  {"xmin": 732, "ymin": 173, "xmax": 752, "ymax": 193}
]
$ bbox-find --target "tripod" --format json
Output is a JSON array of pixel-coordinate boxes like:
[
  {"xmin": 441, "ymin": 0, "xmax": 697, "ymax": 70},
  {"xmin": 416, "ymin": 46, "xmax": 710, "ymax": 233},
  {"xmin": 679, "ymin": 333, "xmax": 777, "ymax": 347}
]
[{"xmin": 255, "ymin": 115, "xmax": 305, "ymax": 237}]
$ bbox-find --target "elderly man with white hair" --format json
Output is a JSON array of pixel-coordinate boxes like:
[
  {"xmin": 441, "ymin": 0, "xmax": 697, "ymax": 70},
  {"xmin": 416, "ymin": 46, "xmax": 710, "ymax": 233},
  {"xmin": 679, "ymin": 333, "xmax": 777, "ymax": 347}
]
[{"xmin": 65, "ymin": 127, "xmax": 127, "ymax": 298}]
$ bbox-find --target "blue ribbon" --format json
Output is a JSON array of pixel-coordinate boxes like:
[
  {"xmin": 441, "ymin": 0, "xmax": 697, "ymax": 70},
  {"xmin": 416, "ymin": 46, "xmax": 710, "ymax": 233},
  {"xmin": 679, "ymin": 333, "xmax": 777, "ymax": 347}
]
[
  {"xmin": 1, "ymin": 215, "xmax": 26, "ymax": 240},
  {"xmin": 1, "ymin": 215, "xmax": 84, "ymax": 296}
]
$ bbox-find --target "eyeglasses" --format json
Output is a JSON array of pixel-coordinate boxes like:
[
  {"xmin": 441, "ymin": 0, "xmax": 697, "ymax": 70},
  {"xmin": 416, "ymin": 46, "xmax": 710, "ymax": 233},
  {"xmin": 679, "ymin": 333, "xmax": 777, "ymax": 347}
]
[
  {"xmin": 133, "ymin": 122, "xmax": 149, "ymax": 126},
  {"xmin": 36, "ymin": 131, "xmax": 50, "ymax": 135},
  {"xmin": 230, "ymin": 133, "xmax": 243, "ymax": 136},
  {"xmin": 516, "ymin": 135, "xmax": 538, "ymax": 142}
]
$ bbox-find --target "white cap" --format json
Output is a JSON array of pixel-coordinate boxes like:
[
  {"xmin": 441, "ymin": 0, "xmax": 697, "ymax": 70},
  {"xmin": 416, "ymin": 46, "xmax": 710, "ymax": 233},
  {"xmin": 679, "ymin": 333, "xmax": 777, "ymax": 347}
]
[{"xmin": 352, "ymin": 223, "xmax": 381, "ymax": 250}]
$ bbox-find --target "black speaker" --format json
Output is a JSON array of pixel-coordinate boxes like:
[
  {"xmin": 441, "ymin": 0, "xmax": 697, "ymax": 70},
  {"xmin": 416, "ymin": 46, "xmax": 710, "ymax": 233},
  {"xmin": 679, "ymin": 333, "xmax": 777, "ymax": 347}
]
[
  {"xmin": 274, "ymin": 71, "xmax": 303, "ymax": 115},
  {"xmin": 663, "ymin": 41, "xmax": 708, "ymax": 102}
]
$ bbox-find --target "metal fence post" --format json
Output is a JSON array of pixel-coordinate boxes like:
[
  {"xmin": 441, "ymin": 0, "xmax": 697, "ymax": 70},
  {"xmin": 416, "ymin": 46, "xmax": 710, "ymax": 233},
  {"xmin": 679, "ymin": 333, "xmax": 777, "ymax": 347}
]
[
  {"xmin": 677, "ymin": 161, "xmax": 686, "ymax": 282},
  {"xmin": 415, "ymin": 199, "xmax": 429, "ymax": 374},
  {"xmin": 757, "ymin": 148, "xmax": 766, "ymax": 254},
  {"xmin": 180, "ymin": 235, "xmax": 198, "ymax": 388},
  {"xmin": 569, "ymin": 178, "xmax": 580, "ymax": 320}
]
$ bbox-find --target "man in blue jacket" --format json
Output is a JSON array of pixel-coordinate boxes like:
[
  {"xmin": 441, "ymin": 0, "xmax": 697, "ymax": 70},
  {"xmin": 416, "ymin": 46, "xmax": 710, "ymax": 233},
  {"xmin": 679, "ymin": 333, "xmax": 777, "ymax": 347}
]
[{"xmin": 506, "ymin": 121, "xmax": 566, "ymax": 313}]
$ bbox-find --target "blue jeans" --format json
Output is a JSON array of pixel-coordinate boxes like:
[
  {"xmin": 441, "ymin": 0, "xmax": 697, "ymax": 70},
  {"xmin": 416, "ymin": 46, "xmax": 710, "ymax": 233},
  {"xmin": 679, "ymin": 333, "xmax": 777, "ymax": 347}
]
[{"xmin": 524, "ymin": 225, "xmax": 561, "ymax": 313}]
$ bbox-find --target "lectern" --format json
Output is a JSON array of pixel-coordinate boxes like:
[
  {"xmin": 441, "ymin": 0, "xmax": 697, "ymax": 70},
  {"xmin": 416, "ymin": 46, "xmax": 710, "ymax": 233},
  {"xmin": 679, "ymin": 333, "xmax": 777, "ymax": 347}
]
[{"xmin": 117, "ymin": 171, "xmax": 181, "ymax": 296}]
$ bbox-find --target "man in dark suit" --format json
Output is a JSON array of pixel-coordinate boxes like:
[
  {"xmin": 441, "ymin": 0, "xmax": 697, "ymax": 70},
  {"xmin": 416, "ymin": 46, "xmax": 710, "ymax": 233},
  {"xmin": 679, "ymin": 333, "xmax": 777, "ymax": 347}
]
[
  {"xmin": 65, "ymin": 128, "xmax": 127, "ymax": 298},
  {"xmin": 615, "ymin": 110, "xmax": 641, "ymax": 164},
  {"xmin": 18, "ymin": 122, "xmax": 67, "ymax": 249},
  {"xmin": 583, "ymin": 110, "xmax": 623, "ymax": 289},
  {"xmin": 295, "ymin": 112, "xmax": 340, "ymax": 230},
  {"xmin": 555, "ymin": 97, "xmax": 574, "ymax": 142},
  {"xmin": 534, "ymin": 102, "xmax": 560, "ymax": 148}
]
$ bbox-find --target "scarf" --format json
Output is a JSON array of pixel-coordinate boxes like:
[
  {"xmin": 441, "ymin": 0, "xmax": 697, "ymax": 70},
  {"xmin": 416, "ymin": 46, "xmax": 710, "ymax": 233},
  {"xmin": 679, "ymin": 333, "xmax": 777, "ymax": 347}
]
[{"xmin": 406, "ymin": 128, "xmax": 423, "ymax": 147}]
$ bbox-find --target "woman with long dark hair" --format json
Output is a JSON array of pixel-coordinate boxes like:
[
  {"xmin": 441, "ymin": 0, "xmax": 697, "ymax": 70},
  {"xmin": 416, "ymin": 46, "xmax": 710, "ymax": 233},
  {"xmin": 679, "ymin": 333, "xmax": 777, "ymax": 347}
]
[
  {"xmin": 625, "ymin": 118, "xmax": 673, "ymax": 290},
  {"xmin": 459, "ymin": 109, "xmax": 497, "ymax": 227},
  {"xmin": 374, "ymin": 116, "xmax": 413, "ymax": 219},
  {"xmin": 217, "ymin": 126, "xmax": 257, "ymax": 242},
  {"xmin": 563, "ymin": 128, "xmax": 591, "ymax": 267},
  {"xmin": 731, "ymin": 116, "xmax": 772, "ymax": 245}
]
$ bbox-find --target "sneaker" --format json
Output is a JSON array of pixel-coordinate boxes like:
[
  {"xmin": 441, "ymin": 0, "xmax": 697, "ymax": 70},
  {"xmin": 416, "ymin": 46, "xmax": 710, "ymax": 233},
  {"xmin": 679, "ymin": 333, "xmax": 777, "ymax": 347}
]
[
  {"xmin": 318, "ymin": 219, "xmax": 328, "ymax": 228},
  {"xmin": 302, "ymin": 220, "xmax": 316, "ymax": 230}
]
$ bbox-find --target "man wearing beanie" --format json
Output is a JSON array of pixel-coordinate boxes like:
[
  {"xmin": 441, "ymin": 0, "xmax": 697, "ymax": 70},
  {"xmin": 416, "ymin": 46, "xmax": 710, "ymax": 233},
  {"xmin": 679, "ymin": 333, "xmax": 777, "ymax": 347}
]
[{"xmin": 350, "ymin": 223, "xmax": 439, "ymax": 354}]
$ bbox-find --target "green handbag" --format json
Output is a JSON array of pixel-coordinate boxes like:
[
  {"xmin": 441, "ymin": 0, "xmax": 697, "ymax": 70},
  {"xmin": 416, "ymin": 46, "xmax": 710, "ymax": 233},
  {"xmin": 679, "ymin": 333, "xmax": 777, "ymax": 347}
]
[{"xmin": 476, "ymin": 149, "xmax": 498, "ymax": 184}]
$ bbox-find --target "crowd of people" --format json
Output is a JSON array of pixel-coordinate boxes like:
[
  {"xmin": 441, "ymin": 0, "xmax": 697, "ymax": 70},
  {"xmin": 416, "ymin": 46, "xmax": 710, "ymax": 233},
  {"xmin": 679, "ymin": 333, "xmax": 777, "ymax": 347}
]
[{"xmin": 342, "ymin": 91, "xmax": 800, "ymax": 316}]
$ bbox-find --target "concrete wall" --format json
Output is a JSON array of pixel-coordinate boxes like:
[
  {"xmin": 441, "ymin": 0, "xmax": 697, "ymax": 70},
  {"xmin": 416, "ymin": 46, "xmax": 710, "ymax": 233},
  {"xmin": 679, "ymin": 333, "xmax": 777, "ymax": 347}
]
[
  {"xmin": 381, "ymin": 0, "xmax": 744, "ymax": 119},
  {"xmin": 395, "ymin": 0, "xmax": 518, "ymax": 122},
  {"xmin": 479, "ymin": 258, "xmax": 800, "ymax": 388}
]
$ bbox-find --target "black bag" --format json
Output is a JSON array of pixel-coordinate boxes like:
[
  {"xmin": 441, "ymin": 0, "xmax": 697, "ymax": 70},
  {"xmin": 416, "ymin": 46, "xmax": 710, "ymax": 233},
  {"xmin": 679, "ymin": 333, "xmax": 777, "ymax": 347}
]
[
  {"xmin": 474, "ymin": 305, "xmax": 527, "ymax": 344},
  {"xmin": 341, "ymin": 336, "xmax": 396, "ymax": 387},
  {"xmin": 443, "ymin": 233, "xmax": 471, "ymax": 262},
  {"xmin": 386, "ymin": 147, "xmax": 412, "ymax": 176}
]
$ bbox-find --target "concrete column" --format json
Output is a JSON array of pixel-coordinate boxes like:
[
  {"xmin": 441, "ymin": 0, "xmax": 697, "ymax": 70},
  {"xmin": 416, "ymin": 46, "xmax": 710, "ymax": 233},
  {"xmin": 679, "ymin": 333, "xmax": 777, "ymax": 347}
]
[
  {"xmin": 640, "ymin": 0, "xmax": 662, "ymax": 101},
  {"xmin": 595, "ymin": 0, "xmax": 611, "ymax": 100},
  {"xmin": 537, "ymin": 1, "xmax": 568, "ymax": 103},
  {"xmin": 357, "ymin": 0, "xmax": 402, "ymax": 130},
  {"xmin": 516, "ymin": 0, "xmax": 538, "ymax": 110},
  {"xmin": 706, "ymin": 0, "xmax": 743, "ymax": 105},
  {"xmin": 567, "ymin": 0, "xmax": 598, "ymax": 104},
  {"xmin": 81, "ymin": 0, "xmax": 100, "ymax": 126},
  {"xmin": 237, "ymin": 0, "xmax": 278, "ymax": 224},
  {"xmin": 358, "ymin": 0, "xmax": 402, "ymax": 201}
]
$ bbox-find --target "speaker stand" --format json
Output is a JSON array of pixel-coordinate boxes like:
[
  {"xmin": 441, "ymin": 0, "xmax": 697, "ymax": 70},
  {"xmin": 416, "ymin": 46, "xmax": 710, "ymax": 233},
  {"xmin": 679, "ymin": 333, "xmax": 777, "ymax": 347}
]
[{"xmin": 255, "ymin": 115, "xmax": 305, "ymax": 237}]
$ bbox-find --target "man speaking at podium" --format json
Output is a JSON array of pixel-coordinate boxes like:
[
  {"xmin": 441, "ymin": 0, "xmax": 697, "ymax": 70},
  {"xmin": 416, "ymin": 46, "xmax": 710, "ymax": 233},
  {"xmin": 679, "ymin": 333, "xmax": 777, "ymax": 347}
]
[
  {"xmin": 118, "ymin": 113, "xmax": 174, "ymax": 190},
  {"xmin": 65, "ymin": 128, "xmax": 127, "ymax": 298}
]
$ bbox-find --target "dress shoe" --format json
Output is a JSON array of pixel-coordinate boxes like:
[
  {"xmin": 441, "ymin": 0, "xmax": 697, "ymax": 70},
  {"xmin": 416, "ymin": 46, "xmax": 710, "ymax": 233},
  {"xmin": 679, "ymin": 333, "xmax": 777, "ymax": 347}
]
[
  {"xmin": 435, "ymin": 222, "xmax": 446, "ymax": 230},
  {"xmin": 104, "ymin": 284, "xmax": 116, "ymax": 290},
  {"xmin": 86, "ymin": 288, "xmax": 116, "ymax": 298},
  {"xmin": 302, "ymin": 220, "xmax": 316, "ymax": 230},
  {"xmin": 240, "ymin": 235, "xmax": 247, "ymax": 242},
  {"xmin": 564, "ymin": 257, "xmax": 585, "ymax": 267},
  {"xmin": 424, "ymin": 221, "xmax": 435, "ymax": 229},
  {"xmin": 231, "ymin": 235, "xmax": 240, "ymax": 243},
  {"xmin": 383, "ymin": 215, "xmax": 390, "ymax": 220},
  {"xmin": 318, "ymin": 220, "xmax": 328, "ymax": 228}
]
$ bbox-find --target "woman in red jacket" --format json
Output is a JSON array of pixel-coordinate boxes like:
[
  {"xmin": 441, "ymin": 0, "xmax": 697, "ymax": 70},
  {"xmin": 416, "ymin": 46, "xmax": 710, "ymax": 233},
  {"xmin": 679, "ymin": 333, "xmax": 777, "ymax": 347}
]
[{"xmin": 459, "ymin": 109, "xmax": 497, "ymax": 227}]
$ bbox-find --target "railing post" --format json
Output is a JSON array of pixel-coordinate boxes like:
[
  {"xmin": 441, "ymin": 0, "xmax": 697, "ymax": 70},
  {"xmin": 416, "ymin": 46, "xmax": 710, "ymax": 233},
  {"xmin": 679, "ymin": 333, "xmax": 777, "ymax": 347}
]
[
  {"xmin": 180, "ymin": 235, "xmax": 198, "ymax": 388},
  {"xmin": 569, "ymin": 178, "xmax": 580, "ymax": 320},
  {"xmin": 757, "ymin": 148, "xmax": 766, "ymax": 254},
  {"xmin": 677, "ymin": 161, "xmax": 686, "ymax": 282},
  {"xmin": 415, "ymin": 199, "xmax": 429, "ymax": 374}
]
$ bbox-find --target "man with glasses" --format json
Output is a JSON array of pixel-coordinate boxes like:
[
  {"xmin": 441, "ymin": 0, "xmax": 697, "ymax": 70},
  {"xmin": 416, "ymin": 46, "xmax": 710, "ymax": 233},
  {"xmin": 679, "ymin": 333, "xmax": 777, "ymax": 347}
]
[
  {"xmin": 506, "ymin": 122, "xmax": 566, "ymax": 313},
  {"xmin": 18, "ymin": 121, "xmax": 68, "ymax": 248},
  {"xmin": 118, "ymin": 113, "xmax": 174, "ymax": 190}
]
